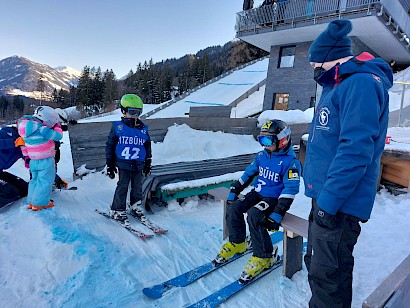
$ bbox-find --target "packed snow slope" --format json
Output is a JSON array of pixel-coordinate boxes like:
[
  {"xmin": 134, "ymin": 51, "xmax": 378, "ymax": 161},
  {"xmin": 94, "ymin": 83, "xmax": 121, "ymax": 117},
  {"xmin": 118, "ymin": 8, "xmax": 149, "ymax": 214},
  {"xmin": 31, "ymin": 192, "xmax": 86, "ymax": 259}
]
[
  {"xmin": 1, "ymin": 123, "xmax": 409, "ymax": 308},
  {"xmin": 147, "ymin": 58, "xmax": 269, "ymax": 119}
]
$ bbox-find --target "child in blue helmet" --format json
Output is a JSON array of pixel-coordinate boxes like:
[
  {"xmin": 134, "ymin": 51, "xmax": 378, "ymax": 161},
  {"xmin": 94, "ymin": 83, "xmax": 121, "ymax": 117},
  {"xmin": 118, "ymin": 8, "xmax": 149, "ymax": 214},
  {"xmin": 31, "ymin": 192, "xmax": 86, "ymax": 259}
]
[{"xmin": 213, "ymin": 119, "xmax": 301, "ymax": 283}]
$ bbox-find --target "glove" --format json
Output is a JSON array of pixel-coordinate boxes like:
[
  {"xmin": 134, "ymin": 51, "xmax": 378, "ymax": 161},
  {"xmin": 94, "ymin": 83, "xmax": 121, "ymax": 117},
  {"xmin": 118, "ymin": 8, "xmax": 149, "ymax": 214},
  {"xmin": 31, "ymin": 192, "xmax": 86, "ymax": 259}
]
[
  {"xmin": 230, "ymin": 181, "xmax": 242, "ymax": 195},
  {"xmin": 106, "ymin": 163, "xmax": 117, "ymax": 179},
  {"xmin": 23, "ymin": 156, "xmax": 30, "ymax": 168},
  {"xmin": 61, "ymin": 124, "xmax": 69, "ymax": 131},
  {"xmin": 14, "ymin": 137, "xmax": 25, "ymax": 147},
  {"xmin": 68, "ymin": 119, "xmax": 78, "ymax": 125},
  {"xmin": 143, "ymin": 158, "xmax": 152, "ymax": 177},
  {"xmin": 264, "ymin": 216, "xmax": 281, "ymax": 231},
  {"xmin": 227, "ymin": 181, "xmax": 242, "ymax": 204},
  {"xmin": 313, "ymin": 203, "xmax": 336, "ymax": 229}
]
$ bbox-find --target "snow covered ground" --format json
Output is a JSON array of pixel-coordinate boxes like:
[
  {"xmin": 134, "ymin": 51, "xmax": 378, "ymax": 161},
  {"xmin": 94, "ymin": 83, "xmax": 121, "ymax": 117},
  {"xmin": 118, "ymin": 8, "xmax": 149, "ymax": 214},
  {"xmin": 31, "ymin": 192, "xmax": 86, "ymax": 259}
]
[
  {"xmin": 1, "ymin": 121, "xmax": 409, "ymax": 307},
  {"xmin": 1, "ymin": 59, "xmax": 410, "ymax": 307}
]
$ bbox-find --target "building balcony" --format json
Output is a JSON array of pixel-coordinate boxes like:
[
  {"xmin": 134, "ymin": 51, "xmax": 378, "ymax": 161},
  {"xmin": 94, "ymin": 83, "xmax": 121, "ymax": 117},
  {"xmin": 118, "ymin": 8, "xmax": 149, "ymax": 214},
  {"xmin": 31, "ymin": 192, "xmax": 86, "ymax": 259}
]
[{"xmin": 236, "ymin": 0, "xmax": 410, "ymax": 65}]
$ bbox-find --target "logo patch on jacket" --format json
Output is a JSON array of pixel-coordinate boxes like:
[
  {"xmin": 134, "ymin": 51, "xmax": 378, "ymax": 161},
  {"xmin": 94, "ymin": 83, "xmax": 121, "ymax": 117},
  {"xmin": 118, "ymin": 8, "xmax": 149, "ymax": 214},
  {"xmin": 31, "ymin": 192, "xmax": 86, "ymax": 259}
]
[
  {"xmin": 317, "ymin": 107, "xmax": 330, "ymax": 131},
  {"xmin": 372, "ymin": 74, "xmax": 381, "ymax": 82},
  {"xmin": 288, "ymin": 169, "xmax": 300, "ymax": 180}
]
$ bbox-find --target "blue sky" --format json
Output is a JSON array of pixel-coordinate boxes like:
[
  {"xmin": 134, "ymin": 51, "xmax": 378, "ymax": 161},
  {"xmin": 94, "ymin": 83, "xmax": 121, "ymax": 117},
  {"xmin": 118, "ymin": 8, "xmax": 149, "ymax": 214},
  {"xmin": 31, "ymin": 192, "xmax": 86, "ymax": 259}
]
[{"xmin": 1, "ymin": 0, "xmax": 244, "ymax": 78}]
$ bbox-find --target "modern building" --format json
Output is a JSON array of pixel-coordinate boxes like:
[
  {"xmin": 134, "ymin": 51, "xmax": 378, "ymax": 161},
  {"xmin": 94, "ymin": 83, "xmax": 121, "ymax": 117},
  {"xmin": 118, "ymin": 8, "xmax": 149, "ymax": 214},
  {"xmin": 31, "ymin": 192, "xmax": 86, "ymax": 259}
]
[{"xmin": 236, "ymin": 0, "xmax": 410, "ymax": 111}]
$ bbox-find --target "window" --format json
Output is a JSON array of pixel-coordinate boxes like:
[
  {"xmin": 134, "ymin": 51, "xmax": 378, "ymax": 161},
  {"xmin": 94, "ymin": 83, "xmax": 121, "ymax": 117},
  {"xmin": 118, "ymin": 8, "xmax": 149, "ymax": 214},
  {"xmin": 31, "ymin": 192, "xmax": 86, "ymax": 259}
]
[
  {"xmin": 278, "ymin": 46, "xmax": 296, "ymax": 68},
  {"xmin": 273, "ymin": 93, "xmax": 289, "ymax": 111}
]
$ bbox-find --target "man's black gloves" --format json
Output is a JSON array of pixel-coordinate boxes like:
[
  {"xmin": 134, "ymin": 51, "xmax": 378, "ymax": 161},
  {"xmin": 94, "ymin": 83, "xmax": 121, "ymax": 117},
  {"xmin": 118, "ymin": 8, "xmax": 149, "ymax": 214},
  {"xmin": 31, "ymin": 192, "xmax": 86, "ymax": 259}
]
[
  {"xmin": 143, "ymin": 158, "xmax": 152, "ymax": 177},
  {"xmin": 313, "ymin": 203, "xmax": 336, "ymax": 229},
  {"xmin": 106, "ymin": 161, "xmax": 117, "ymax": 179}
]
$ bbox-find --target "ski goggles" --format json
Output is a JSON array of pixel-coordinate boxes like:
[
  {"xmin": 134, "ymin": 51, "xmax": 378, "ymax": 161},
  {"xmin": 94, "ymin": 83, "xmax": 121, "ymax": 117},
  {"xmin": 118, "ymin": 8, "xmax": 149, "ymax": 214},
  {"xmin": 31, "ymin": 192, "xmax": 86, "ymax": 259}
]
[
  {"xmin": 126, "ymin": 108, "xmax": 142, "ymax": 116},
  {"xmin": 258, "ymin": 135, "xmax": 278, "ymax": 147}
]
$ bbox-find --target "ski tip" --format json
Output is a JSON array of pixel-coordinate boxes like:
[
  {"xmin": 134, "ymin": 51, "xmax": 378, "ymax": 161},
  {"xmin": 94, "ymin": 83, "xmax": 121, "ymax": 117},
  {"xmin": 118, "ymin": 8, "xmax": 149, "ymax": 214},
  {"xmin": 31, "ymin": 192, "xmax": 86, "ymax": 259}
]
[
  {"xmin": 156, "ymin": 229, "xmax": 168, "ymax": 235},
  {"xmin": 142, "ymin": 287, "xmax": 163, "ymax": 299}
]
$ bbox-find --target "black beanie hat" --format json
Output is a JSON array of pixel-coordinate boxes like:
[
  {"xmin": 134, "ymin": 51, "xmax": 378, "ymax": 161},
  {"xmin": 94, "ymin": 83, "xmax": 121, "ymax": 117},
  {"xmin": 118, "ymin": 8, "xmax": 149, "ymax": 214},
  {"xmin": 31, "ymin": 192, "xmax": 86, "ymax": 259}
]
[{"xmin": 308, "ymin": 20, "xmax": 353, "ymax": 63}]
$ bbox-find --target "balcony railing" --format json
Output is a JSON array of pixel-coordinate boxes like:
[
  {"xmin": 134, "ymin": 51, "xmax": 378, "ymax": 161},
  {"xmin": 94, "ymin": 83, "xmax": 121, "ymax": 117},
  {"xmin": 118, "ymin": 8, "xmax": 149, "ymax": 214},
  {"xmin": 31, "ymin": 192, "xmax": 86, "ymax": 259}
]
[{"xmin": 236, "ymin": 0, "xmax": 381, "ymax": 34}]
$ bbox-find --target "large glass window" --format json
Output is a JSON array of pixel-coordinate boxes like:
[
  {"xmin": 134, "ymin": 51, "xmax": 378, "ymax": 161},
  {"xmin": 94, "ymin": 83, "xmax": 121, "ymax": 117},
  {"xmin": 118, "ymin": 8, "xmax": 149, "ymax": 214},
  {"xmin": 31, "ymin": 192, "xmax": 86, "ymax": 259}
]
[{"xmin": 278, "ymin": 46, "xmax": 296, "ymax": 68}]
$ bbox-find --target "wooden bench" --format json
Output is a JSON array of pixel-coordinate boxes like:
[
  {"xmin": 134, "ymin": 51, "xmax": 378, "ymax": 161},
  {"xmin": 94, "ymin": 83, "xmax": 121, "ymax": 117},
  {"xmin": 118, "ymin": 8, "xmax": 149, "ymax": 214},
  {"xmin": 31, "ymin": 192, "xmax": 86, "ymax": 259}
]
[
  {"xmin": 362, "ymin": 254, "xmax": 410, "ymax": 308},
  {"xmin": 208, "ymin": 187, "xmax": 308, "ymax": 279},
  {"xmin": 380, "ymin": 150, "xmax": 410, "ymax": 193}
]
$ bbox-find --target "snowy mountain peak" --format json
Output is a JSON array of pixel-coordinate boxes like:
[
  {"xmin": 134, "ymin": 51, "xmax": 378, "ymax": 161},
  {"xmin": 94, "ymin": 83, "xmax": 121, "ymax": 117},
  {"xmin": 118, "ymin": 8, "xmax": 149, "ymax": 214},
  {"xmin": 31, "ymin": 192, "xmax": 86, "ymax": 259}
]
[{"xmin": 0, "ymin": 55, "xmax": 81, "ymax": 99}]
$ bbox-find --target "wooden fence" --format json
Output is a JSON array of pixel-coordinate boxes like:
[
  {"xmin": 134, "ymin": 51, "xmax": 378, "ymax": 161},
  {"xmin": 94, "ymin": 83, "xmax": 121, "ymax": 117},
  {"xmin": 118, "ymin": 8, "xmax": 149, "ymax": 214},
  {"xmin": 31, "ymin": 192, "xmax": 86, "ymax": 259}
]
[{"xmin": 68, "ymin": 118, "xmax": 309, "ymax": 174}]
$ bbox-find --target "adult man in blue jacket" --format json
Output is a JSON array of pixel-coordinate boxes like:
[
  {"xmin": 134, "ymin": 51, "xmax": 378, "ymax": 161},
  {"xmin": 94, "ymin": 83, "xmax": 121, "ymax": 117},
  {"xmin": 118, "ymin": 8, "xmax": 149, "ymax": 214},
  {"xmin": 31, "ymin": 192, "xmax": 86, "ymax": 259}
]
[
  {"xmin": 303, "ymin": 20, "xmax": 393, "ymax": 307},
  {"xmin": 213, "ymin": 119, "xmax": 301, "ymax": 283}
]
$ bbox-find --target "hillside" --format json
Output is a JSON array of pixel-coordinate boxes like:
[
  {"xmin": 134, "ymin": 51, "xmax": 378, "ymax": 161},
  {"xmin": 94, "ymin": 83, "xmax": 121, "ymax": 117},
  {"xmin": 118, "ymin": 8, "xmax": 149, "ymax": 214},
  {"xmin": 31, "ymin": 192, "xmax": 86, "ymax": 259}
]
[{"xmin": 0, "ymin": 56, "xmax": 81, "ymax": 99}]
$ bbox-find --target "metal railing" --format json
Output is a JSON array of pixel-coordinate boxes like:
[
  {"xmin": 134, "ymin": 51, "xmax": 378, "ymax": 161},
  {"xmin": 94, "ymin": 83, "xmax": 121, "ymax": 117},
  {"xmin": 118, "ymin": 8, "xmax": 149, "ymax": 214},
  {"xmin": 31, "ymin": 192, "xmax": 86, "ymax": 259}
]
[{"xmin": 236, "ymin": 0, "xmax": 381, "ymax": 34}]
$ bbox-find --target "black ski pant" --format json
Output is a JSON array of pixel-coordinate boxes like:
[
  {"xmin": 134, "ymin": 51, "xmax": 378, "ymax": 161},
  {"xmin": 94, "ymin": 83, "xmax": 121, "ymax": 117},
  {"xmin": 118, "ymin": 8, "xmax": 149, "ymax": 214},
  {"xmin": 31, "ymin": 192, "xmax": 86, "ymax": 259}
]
[
  {"xmin": 304, "ymin": 199, "xmax": 362, "ymax": 308},
  {"xmin": 0, "ymin": 171, "xmax": 28, "ymax": 208},
  {"xmin": 111, "ymin": 168, "xmax": 143, "ymax": 211},
  {"xmin": 226, "ymin": 190, "xmax": 278, "ymax": 258}
]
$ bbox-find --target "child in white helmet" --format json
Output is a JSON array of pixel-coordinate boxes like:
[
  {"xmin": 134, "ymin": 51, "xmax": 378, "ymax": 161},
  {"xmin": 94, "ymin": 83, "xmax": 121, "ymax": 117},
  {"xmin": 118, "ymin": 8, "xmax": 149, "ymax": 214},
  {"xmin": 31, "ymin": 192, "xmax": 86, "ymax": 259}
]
[{"xmin": 17, "ymin": 106, "xmax": 63, "ymax": 210}]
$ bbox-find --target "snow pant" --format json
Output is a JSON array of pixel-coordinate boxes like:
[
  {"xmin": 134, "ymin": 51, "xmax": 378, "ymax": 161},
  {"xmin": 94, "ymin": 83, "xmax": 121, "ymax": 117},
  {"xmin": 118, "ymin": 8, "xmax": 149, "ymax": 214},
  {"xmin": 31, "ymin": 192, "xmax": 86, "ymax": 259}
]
[
  {"xmin": 0, "ymin": 171, "xmax": 28, "ymax": 208},
  {"xmin": 27, "ymin": 157, "xmax": 55, "ymax": 207},
  {"xmin": 226, "ymin": 190, "xmax": 278, "ymax": 258},
  {"xmin": 304, "ymin": 199, "xmax": 362, "ymax": 308},
  {"xmin": 111, "ymin": 168, "xmax": 143, "ymax": 211}
]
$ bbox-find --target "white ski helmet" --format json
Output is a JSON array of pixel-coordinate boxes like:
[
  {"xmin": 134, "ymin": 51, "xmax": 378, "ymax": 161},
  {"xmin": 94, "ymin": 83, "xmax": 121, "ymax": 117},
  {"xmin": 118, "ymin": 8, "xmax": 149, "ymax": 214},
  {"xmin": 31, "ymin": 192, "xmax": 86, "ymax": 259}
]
[
  {"xmin": 33, "ymin": 106, "xmax": 60, "ymax": 128},
  {"xmin": 55, "ymin": 108, "xmax": 68, "ymax": 123}
]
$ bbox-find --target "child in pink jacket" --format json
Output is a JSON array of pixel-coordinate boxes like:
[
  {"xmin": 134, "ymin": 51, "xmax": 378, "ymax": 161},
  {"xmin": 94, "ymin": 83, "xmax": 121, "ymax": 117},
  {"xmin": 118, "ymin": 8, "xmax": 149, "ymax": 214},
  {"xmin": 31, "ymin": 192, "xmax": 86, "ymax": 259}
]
[{"xmin": 17, "ymin": 106, "xmax": 63, "ymax": 211}]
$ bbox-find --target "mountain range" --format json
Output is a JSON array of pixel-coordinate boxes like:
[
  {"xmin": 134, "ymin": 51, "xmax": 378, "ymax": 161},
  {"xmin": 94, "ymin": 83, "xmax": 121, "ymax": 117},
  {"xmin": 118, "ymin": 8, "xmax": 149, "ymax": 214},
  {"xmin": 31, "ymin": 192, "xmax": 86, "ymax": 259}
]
[{"xmin": 0, "ymin": 55, "xmax": 81, "ymax": 99}]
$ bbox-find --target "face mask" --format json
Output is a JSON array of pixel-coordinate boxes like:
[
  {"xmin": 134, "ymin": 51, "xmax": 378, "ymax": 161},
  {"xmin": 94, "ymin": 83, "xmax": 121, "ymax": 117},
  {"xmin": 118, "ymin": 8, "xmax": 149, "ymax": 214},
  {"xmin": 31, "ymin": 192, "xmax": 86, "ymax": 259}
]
[{"xmin": 313, "ymin": 67, "xmax": 326, "ymax": 86}]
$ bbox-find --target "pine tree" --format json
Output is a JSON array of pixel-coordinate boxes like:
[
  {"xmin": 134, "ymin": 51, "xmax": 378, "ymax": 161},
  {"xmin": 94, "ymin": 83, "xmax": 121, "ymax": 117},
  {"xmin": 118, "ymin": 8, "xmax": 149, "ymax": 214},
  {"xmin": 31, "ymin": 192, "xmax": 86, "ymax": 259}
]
[
  {"xmin": 76, "ymin": 66, "xmax": 92, "ymax": 113},
  {"xmin": 52, "ymin": 88, "xmax": 58, "ymax": 104},
  {"xmin": 36, "ymin": 72, "xmax": 46, "ymax": 105},
  {"xmin": 12, "ymin": 96, "xmax": 25, "ymax": 118},
  {"xmin": 0, "ymin": 96, "xmax": 8, "ymax": 119},
  {"xmin": 91, "ymin": 67, "xmax": 105, "ymax": 111},
  {"xmin": 103, "ymin": 69, "xmax": 119, "ymax": 107}
]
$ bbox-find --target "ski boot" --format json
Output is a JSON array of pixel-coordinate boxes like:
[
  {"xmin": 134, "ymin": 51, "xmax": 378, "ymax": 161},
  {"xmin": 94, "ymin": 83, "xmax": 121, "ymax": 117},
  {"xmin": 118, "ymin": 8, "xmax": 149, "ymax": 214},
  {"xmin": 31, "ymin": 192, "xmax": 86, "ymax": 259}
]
[
  {"xmin": 129, "ymin": 201, "xmax": 147, "ymax": 222},
  {"xmin": 238, "ymin": 245, "xmax": 279, "ymax": 284},
  {"xmin": 213, "ymin": 240, "xmax": 247, "ymax": 265},
  {"xmin": 54, "ymin": 177, "xmax": 69, "ymax": 190},
  {"xmin": 110, "ymin": 210, "xmax": 130, "ymax": 226},
  {"xmin": 31, "ymin": 200, "xmax": 55, "ymax": 211}
]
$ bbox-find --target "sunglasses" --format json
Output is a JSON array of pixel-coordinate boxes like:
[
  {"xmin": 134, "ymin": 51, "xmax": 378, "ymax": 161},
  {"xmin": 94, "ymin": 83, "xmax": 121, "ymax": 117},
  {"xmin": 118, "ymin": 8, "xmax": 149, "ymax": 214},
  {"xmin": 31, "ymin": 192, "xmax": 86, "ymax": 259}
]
[
  {"xmin": 127, "ymin": 108, "xmax": 142, "ymax": 116},
  {"xmin": 258, "ymin": 135, "xmax": 278, "ymax": 147}
]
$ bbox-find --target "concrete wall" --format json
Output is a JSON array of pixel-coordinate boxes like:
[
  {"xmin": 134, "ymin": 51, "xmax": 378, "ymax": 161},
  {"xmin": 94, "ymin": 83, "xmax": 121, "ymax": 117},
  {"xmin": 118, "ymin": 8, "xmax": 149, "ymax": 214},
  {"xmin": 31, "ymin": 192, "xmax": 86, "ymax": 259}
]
[
  {"xmin": 262, "ymin": 37, "xmax": 379, "ymax": 112},
  {"xmin": 263, "ymin": 42, "xmax": 316, "ymax": 112}
]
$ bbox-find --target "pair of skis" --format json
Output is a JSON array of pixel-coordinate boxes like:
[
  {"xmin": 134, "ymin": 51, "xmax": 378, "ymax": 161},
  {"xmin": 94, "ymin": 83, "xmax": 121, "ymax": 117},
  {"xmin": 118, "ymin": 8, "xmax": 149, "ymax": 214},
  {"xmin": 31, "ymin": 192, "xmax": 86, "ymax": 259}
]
[
  {"xmin": 143, "ymin": 231, "xmax": 284, "ymax": 306},
  {"xmin": 95, "ymin": 209, "xmax": 167, "ymax": 239}
]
